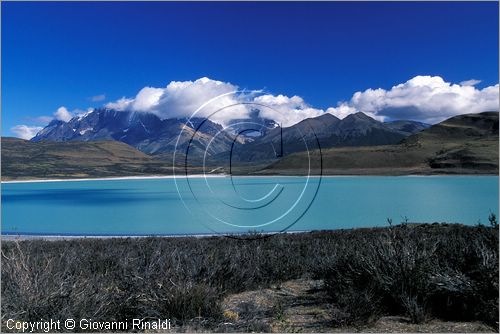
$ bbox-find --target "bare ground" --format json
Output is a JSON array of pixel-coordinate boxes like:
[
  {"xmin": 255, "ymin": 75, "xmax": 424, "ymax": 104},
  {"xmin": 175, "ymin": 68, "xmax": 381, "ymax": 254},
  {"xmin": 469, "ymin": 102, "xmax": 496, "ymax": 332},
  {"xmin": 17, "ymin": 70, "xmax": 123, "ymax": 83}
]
[{"xmin": 219, "ymin": 279, "xmax": 496, "ymax": 333}]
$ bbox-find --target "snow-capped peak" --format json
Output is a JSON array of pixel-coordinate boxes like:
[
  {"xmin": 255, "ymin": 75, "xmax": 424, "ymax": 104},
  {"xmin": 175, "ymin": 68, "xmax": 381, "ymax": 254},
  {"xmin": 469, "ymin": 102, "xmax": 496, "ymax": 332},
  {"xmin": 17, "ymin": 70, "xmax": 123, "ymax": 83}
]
[{"xmin": 77, "ymin": 108, "xmax": 95, "ymax": 121}]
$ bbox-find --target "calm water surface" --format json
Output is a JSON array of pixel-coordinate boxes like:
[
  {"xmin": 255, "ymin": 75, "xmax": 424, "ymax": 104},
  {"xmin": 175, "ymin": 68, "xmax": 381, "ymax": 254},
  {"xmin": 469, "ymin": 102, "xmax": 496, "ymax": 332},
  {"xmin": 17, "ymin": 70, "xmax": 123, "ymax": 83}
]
[{"xmin": 1, "ymin": 176, "xmax": 498, "ymax": 236}]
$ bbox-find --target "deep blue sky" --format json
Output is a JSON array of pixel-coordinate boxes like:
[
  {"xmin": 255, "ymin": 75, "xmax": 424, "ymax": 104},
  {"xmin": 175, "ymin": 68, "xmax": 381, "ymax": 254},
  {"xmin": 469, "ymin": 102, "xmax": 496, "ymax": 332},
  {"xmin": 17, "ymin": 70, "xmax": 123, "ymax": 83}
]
[{"xmin": 2, "ymin": 1, "xmax": 499, "ymax": 136}]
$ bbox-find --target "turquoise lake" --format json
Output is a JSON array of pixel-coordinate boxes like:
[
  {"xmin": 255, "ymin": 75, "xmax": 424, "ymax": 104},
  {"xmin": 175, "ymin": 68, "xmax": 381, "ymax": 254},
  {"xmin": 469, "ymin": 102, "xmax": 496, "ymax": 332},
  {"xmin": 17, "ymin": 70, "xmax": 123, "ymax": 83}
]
[{"xmin": 1, "ymin": 176, "xmax": 498, "ymax": 236}]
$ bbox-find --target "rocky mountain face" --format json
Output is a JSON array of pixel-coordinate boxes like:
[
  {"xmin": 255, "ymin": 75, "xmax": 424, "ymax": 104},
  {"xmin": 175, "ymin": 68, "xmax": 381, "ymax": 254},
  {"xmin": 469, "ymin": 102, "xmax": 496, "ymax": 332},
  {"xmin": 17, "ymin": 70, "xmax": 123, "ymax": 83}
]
[
  {"xmin": 384, "ymin": 120, "xmax": 430, "ymax": 137},
  {"xmin": 32, "ymin": 109, "xmax": 237, "ymax": 158},
  {"xmin": 227, "ymin": 112, "xmax": 428, "ymax": 162},
  {"xmin": 31, "ymin": 108, "xmax": 428, "ymax": 161}
]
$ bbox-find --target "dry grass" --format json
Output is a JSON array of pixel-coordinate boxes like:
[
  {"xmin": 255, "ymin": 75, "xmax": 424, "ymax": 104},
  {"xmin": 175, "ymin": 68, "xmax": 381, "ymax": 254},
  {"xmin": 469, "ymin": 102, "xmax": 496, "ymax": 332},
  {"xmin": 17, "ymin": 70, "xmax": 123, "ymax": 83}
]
[{"xmin": 1, "ymin": 224, "xmax": 498, "ymax": 332}]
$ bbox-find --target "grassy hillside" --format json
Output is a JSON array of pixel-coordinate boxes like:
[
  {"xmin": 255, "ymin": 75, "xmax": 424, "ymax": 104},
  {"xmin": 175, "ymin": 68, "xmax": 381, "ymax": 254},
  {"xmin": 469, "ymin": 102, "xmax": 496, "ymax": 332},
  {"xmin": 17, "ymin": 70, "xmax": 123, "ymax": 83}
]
[
  {"xmin": 1, "ymin": 138, "xmax": 173, "ymax": 180},
  {"xmin": 259, "ymin": 112, "xmax": 499, "ymax": 175}
]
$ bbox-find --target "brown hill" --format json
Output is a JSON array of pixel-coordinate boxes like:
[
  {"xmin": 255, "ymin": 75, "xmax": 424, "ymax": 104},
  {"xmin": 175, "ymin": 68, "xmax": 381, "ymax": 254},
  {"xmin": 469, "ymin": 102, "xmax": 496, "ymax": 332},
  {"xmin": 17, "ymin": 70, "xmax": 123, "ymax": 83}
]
[
  {"xmin": 1, "ymin": 138, "xmax": 172, "ymax": 180},
  {"xmin": 258, "ymin": 112, "xmax": 499, "ymax": 175}
]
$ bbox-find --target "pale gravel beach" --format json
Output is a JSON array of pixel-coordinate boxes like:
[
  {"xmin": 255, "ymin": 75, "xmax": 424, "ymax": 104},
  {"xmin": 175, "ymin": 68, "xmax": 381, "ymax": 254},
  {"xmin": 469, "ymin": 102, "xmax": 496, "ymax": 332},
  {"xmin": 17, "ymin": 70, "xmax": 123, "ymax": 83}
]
[
  {"xmin": 0, "ymin": 174, "xmax": 229, "ymax": 184},
  {"xmin": 0, "ymin": 229, "xmax": 312, "ymax": 241},
  {"xmin": 0, "ymin": 174, "xmax": 328, "ymax": 184},
  {"xmin": 2, "ymin": 173, "xmax": 495, "ymax": 184}
]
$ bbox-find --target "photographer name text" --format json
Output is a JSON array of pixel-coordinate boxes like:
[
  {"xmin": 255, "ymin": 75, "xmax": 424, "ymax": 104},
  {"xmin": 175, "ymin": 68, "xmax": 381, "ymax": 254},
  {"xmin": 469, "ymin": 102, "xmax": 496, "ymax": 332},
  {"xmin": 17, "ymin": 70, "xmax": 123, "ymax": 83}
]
[{"xmin": 6, "ymin": 318, "xmax": 172, "ymax": 332}]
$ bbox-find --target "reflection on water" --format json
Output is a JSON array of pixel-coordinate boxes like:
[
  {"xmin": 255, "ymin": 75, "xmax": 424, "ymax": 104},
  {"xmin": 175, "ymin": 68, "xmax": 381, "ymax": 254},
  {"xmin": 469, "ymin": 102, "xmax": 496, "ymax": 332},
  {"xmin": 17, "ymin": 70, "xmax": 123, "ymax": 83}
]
[{"xmin": 3, "ymin": 188, "xmax": 176, "ymax": 205}]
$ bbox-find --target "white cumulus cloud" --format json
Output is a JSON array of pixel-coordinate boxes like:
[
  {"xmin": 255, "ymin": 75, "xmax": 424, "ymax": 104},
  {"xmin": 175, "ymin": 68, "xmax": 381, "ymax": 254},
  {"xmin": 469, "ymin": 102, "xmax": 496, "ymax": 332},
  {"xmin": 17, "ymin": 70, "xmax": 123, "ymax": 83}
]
[
  {"xmin": 106, "ymin": 77, "xmax": 249, "ymax": 125},
  {"xmin": 10, "ymin": 125, "xmax": 43, "ymax": 140},
  {"xmin": 105, "ymin": 97, "xmax": 134, "ymax": 111},
  {"xmin": 54, "ymin": 106, "xmax": 73, "ymax": 122},
  {"xmin": 90, "ymin": 75, "xmax": 500, "ymax": 126},
  {"xmin": 253, "ymin": 94, "xmax": 324, "ymax": 127},
  {"xmin": 104, "ymin": 78, "xmax": 326, "ymax": 126},
  {"xmin": 326, "ymin": 104, "xmax": 360, "ymax": 120},
  {"xmin": 327, "ymin": 75, "xmax": 499, "ymax": 123},
  {"xmin": 11, "ymin": 75, "xmax": 499, "ymax": 140},
  {"xmin": 158, "ymin": 77, "xmax": 246, "ymax": 122},
  {"xmin": 460, "ymin": 79, "xmax": 481, "ymax": 86}
]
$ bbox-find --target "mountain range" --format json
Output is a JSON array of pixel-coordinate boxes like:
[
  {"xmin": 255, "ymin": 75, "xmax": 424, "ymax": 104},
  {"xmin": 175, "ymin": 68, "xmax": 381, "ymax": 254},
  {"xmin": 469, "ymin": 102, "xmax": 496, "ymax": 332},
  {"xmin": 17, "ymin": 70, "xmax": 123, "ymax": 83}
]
[
  {"xmin": 31, "ymin": 108, "xmax": 429, "ymax": 161},
  {"xmin": 3, "ymin": 111, "xmax": 497, "ymax": 180},
  {"xmin": 261, "ymin": 111, "xmax": 499, "ymax": 175},
  {"xmin": 31, "ymin": 109, "xmax": 238, "ymax": 158},
  {"xmin": 227, "ymin": 112, "xmax": 429, "ymax": 162}
]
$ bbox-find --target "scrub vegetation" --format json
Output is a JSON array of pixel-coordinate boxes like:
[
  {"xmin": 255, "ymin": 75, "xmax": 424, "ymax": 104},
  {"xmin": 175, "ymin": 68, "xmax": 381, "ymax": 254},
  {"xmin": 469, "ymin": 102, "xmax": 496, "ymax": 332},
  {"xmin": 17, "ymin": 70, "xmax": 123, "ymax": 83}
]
[{"xmin": 1, "ymin": 223, "xmax": 498, "ymax": 332}]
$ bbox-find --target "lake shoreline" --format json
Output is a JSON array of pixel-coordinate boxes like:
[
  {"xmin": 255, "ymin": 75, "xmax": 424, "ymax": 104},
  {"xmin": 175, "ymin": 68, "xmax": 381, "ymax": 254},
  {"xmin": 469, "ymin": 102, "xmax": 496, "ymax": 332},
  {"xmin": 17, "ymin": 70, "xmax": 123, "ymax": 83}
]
[
  {"xmin": 2, "ymin": 173, "xmax": 498, "ymax": 184},
  {"xmin": 0, "ymin": 229, "xmax": 314, "ymax": 240},
  {"xmin": 0, "ymin": 174, "xmax": 225, "ymax": 184},
  {"xmin": 0, "ymin": 223, "xmax": 482, "ymax": 241}
]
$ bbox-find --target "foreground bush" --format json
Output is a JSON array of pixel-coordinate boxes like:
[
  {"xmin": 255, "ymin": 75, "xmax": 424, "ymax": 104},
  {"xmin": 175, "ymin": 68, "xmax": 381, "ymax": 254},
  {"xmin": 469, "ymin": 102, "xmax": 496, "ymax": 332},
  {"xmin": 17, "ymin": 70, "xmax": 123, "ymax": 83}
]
[
  {"xmin": 318, "ymin": 224, "xmax": 498, "ymax": 328},
  {"xmin": 1, "ymin": 224, "xmax": 498, "ymax": 331}
]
